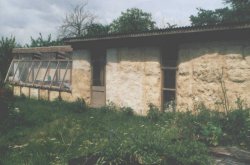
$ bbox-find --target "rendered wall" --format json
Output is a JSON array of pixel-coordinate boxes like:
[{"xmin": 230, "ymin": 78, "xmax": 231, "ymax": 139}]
[
  {"xmin": 177, "ymin": 40, "xmax": 250, "ymax": 111},
  {"xmin": 106, "ymin": 47, "xmax": 161, "ymax": 115},
  {"xmin": 13, "ymin": 50, "xmax": 91, "ymax": 103}
]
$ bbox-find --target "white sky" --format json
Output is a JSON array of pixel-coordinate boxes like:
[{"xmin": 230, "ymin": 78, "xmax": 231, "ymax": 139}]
[{"xmin": 0, "ymin": 0, "xmax": 225, "ymax": 45}]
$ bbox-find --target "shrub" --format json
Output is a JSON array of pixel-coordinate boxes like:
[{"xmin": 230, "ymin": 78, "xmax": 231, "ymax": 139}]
[
  {"xmin": 235, "ymin": 95, "xmax": 247, "ymax": 110},
  {"xmin": 166, "ymin": 140, "xmax": 210, "ymax": 165},
  {"xmin": 221, "ymin": 109, "xmax": 250, "ymax": 148},
  {"xmin": 164, "ymin": 100, "xmax": 176, "ymax": 112},
  {"xmin": 0, "ymin": 85, "xmax": 13, "ymax": 100},
  {"xmin": 20, "ymin": 93, "xmax": 26, "ymax": 100},
  {"xmin": 120, "ymin": 106, "xmax": 134, "ymax": 116},
  {"xmin": 52, "ymin": 97, "xmax": 87, "ymax": 113},
  {"xmin": 147, "ymin": 103, "xmax": 161, "ymax": 122},
  {"xmin": 200, "ymin": 122, "xmax": 222, "ymax": 146},
  {"xmin": 71, "ymin": 98, "xmax": 87, "ymax": 113},
  {"xmin": 175, "ymin": 109, "xmax": 224, "ymax": 146},
  {"xmin": 0, "ymin": 86, "xmax": 14, "ymax": 124},
  {"xmin": 100, "ymin": 101, "xmax": 117, "ymax": 113},
  {"xmin": 0, "ymin": 99, "xmax": 8, "ymax": 121}
]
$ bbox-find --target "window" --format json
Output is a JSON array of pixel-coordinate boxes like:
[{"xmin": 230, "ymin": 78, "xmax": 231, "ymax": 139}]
[
  {"xmin": 161, "ymin": 47, "xmax": 178, "ymax": 109},
  {"xmin": 5, "ymin": 53, "xmax": 72, "ymax": 92},
  {"xmin": 91, "ymin": 49, "xmax": 106, "ymax": 86}
]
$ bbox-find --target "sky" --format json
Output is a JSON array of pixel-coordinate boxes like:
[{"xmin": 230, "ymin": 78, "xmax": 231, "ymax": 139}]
[{"xmin": 0, "ymin": 0, "xmax": 225, "ymax": 45}]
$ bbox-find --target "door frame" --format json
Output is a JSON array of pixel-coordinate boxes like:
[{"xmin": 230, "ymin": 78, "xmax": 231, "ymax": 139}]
[{"xmin": 90, "ymin": 48, "xmax": 106, "ymax": 107}]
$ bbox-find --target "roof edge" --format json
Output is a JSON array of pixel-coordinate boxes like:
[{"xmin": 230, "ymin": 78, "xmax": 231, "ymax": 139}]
[
  {"xmin": 63, "ymin": 22, "xmax": 250, "ymax": 43},
  {"xmin": 12, "ymin": 45, "xmax": 73, "ymax": 54}
]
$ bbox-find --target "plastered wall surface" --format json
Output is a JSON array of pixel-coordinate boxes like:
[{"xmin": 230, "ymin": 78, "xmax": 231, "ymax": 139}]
[
  {"xmin": 69, "ymin": 50, "xmax": 91, "ymax": 103},
  {"xmin": 13, "ymin": 40, "xmax": 250, "ymax": 113},
  {"xmin": 106, "ymin": 47, "xmax": 161, "ymax": 115},
  {"xmin": 13, "ymin": 50, "xmax": 91, "ymax": 103},
  {"xmin": 177, "ymin": 40, "xmax": 250, "ymax": 111}
]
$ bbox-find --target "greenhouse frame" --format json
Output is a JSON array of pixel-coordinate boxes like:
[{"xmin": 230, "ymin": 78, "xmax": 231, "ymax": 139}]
[{"xmin": 5, "ymin": 46, "xmax": 73, "ymax": 92}]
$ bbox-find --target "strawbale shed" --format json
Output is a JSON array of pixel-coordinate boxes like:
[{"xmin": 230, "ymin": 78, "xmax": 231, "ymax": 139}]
[{"xmin": 5, "ymin": 23, "xmax": 250, "ymax": 115}]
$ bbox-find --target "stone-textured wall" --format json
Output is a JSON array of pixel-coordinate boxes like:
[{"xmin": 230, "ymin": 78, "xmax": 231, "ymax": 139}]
[
  {"xmin": 106, "ymin": 47, "xmax": 161, "ymax": 115},
  {"xmin": 68, "ymin": 50, "xmax": 91, "ymax": 103},
  {"xmin": 177, "ymin": 40, "xmax": 250, "ymax": 111},
  {"xmin": 13, "ymin": 41, "xmax": 250, "ymax": 113},
  {"xmin": 13, "ymin": 50, "xmax": 91, "ymax": 103}
]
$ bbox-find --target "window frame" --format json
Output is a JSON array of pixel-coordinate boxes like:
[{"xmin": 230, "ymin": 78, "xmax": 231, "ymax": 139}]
[
  {"xmin": 161, "ymin": 47, "xmax": 178, "ymax": 111},
  {"xmin": 5, "ymin": 55, "xmax": 72, "ymax": 92}
]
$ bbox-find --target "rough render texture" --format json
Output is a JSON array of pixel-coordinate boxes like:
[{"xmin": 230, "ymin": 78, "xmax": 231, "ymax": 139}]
[
  {"xmin": 69, "ymin": 50, "xmax": 91, "ymax": 103},
  {"xmin": 177, "ymin": 40, "xmax": 250, "ymax": 111},
  {"xmin": 13, "ymin": 50, "xmax": 91, "ymax": 103},
  {"xmin": 12, "ymin": 41, "xmax": 250, "ymax": 113},
  {"xmin": 106, "ymin": 47, "xmax": 161, "ymax": 115}
]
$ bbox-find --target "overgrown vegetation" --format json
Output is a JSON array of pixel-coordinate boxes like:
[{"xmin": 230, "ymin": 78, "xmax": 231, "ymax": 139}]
[
  {"xmin": 59, "ymin": 6, "xmax": 158, "ymax": 38},
  {"xmin": 0, "ymin": 36, "xmax": 17, "ymax": 86},
  {"xmin": 109, "ymin": 8, "xmax": 156, "ymax": 33},
  {"xmin": 190, "ymin": 0, "xmax": 250, "ymax": 25},
  {"xmin": 26, "ymin": 33, "xmax": 63, "ymax": 47},
  {"xmin": 0, "ymin": 97, "xmax": 249, "ymax": 165}
]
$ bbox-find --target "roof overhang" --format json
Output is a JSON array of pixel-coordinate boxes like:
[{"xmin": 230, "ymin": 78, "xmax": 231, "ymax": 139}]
[{"xmin": 63, "ymin": 22, "xmax": 250, "ymax": 48}]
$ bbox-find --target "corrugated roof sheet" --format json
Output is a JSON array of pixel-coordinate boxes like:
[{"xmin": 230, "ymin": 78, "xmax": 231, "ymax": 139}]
[{"xmin": 63, "ymin": 22, "xmax": 250, "ymax": 43}]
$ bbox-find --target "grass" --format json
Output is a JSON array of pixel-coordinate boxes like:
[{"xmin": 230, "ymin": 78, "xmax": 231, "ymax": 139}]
[{"xmin": 0, "ymin": 97, "xmax": 249, "ymax": 165}]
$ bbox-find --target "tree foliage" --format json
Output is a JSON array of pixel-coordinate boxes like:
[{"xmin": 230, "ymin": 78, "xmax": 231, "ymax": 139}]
[
  {"xmin": 85, "ymin": 23, "xmax": 110, "ymax": 37},
  {"xmin": 0, "ymin": 36, "xmax": 16, "ymax": 85},
  {"xmin": 190, "ymin": 0, "xmax": 250, "ymax": 26},
  {"xmin": 26, "ymin": 33, "xmax": 62, "ymax": 47},
  {"xmin": 59, "ymin": 3, "xmax": 96, "ymax": 38},
  {"xmin": 59, "ymin": 6, "xmax": 158, "ymax": 37},
  {"xmin": 110, "ymin": 8, "xmax": 156, "ymax": 33}
]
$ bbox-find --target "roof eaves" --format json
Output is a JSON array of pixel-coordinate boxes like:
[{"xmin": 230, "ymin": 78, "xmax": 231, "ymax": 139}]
[{"xmin": 64, "ymin": 23, "xmax": 250, "ymax": 43}]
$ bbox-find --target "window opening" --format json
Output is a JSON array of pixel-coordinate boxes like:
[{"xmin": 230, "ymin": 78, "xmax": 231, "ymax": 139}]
[
  {"xmin": 91, "ymin": 49, "xmax": 106, "ymax": 86},
  {"xmin": 162, "ymin": 47, "xmax": 178, "ymax": 110}
]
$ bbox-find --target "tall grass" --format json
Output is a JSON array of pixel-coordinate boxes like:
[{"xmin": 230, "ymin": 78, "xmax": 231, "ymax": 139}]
[{"xmin": 0, "ymin": 97, "xmax": 249, "ymax": 165}]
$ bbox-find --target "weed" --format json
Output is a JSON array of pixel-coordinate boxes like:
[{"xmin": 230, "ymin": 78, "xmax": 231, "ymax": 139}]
[
  {"xmin": 217, "ymin": 68, "xmax": 230, "ymax": 115},
  {"xmin": 1, "ymin": 97, "xmax": 249, "ymax": 164},
  {"xmin": 235, "ymin": 95, "xmax": 246, "ymax": 110},
  {"xmin": 71, "ymin": 98, "xmax": 87, "ymax": 113},
  {"xmin": 201, "ymin": 122, "xmax": 222, "ymax": 146},
  {"xmin": 20, "ymin": 93, "xmax": 26, "ymax": 100},
  {"xmin": 120, "ymin": 106, "xmax": 134, "ymax": 116},
  {"xmin": 221, "ymin": 108, "xmax": 250, "ymax": 147},
  {"xmin": 147, "ymin": 103, "xmax": 161, "ymax": 122},
  {"xmin": 100, "ymin": 101, "xmax": 117, "ymax": 113},
  {"xmin": 164, "ymin": 100, "xmax": 176, "ymax": 112}
]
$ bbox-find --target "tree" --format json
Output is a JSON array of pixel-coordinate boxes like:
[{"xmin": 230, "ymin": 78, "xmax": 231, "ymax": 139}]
[
  {"xmin": 165, "ymin": 23, "xmax": 177, "ymax": 29},
  {"xmin": 26, "ymin": 33, "xmax": 63, "ymax": 47},
  {"xmin": 0, "ymin": 36, "xmax": 16, "ymax": 85},
  {"xmin": 59, "ymin": 3, "xmax": 96, "ymax": 38},
  {"xmin": 109, "ymin": 8, "xmax": 156, "ymax": 33},
  {"xmin": 190, "ymin": 0, "xmax": 250, "ymax": 26},
  {"xmin": 85, "ymin": 23, "xmax": 110, "ymax": 37}
]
